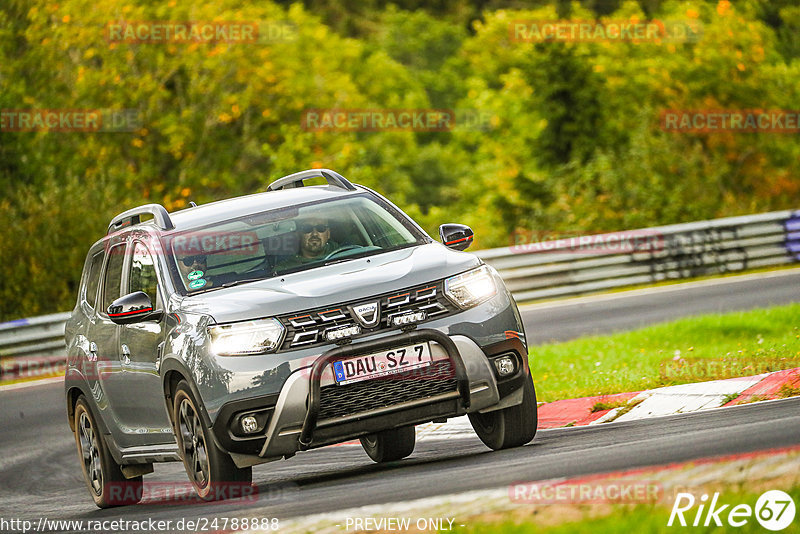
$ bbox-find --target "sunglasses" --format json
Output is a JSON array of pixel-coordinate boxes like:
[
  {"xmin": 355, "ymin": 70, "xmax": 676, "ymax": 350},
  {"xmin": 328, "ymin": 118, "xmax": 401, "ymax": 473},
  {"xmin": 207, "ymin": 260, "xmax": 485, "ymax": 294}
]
[
  {"xmin": 181, "ymin": 255, "xmax": 207, "ymax": 267},
  {"xmin": 299, "ymin": 223, "xmax": 329, "ymax": 234}
]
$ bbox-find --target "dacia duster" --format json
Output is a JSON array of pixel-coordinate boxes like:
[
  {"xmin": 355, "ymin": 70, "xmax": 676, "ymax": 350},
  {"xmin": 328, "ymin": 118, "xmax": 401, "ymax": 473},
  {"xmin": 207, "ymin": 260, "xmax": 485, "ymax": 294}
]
[{"xmin": 64, "ymin": 169, "xmax": 537, "ymax": 507}]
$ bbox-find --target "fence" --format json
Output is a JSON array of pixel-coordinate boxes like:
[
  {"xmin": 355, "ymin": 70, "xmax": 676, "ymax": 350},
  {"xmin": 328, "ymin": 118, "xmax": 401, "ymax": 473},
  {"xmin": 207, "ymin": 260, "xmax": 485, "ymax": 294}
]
[{"xmin": 1, "ymin": 209, "xmax": 798, "ymax": 381}]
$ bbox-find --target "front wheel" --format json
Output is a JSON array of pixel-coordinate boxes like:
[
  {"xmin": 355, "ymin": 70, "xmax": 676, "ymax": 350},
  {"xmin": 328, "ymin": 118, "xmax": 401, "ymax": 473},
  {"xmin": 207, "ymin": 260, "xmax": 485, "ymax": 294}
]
[
  {"xmin": 73, "ymin": 396, "xmax": 142, "ymax": 508},
  {"xmin": 469, "ymin": 373, "xmax": 538, "ymax": 450},
  {"xmin": 360, "ymin": 425, "xmax": 416, "ymax": 463},
  {"xmin": 173, "ymin": 381, "xmax": 252, "ymax": 501}
]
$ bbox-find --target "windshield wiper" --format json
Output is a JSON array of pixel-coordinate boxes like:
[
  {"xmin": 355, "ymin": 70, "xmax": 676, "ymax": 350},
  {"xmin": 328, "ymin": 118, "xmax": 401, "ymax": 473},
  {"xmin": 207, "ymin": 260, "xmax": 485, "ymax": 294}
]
[{"xmin": 201, "ymin": 278, "xmax": 266, "ymax": 292}]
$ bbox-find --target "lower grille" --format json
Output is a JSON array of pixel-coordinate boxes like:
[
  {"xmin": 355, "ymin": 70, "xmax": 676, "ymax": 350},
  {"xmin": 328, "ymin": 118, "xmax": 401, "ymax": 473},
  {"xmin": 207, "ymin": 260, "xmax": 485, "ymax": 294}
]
[{"xmin": 318, "ymin": 360, "xmax": 457, "ymax": 420}]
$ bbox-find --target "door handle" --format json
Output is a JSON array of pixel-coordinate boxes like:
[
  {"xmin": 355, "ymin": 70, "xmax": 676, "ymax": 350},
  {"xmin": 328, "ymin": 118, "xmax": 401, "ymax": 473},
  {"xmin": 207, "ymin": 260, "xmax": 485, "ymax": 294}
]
[{"xmin": 121, "ymin": 344, "xmax": 131, "ymax": 365}]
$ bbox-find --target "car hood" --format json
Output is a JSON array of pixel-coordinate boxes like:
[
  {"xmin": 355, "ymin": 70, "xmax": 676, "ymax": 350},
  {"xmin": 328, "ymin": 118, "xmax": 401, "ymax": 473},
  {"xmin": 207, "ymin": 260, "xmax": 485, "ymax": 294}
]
[{"xmin": 177, "ymin": 243, "xmax": 480, "ymax": 324}]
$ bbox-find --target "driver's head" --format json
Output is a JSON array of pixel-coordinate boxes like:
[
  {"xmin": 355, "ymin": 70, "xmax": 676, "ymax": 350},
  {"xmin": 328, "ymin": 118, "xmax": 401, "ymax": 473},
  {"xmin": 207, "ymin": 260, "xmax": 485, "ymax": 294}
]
[{"xmin": 297, "ymin": 217, "xmax": 330, "ymax": 258}]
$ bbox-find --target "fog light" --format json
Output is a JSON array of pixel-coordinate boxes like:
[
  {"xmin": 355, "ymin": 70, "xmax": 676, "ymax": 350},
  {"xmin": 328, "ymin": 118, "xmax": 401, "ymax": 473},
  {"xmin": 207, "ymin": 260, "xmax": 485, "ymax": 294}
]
[
  {"xmin": 493, "ymin": 355, "xmax": 516, "ymax": 377},
  {"xmin": 241, "ymin": 415, "xmax": 259, "ymax": 434},
  {"xmin": 391, "ymin": 311, "xmax": 427, "ymax": 327},
  {"xmin": 325, "ymin": 325, "xmax": 361, "ymax": 342}
]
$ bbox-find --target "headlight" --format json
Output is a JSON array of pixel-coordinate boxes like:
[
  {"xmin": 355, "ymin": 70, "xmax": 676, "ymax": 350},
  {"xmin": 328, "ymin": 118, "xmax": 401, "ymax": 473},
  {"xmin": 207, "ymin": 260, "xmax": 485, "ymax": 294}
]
[
  {"xmin": 444, "ymin": 265, "xmax": 498, "ymax": 309},
  {"xmin": 208, "ymin": 318, "xmax": 285, "ymax": 356}
]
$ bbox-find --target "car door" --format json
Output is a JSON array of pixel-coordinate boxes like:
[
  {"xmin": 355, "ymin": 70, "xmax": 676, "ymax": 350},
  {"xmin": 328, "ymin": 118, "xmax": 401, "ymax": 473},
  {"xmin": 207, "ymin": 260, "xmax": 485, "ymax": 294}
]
[
  {"xmin": 86, "ymin": 241, "xmax": 132, "ymax": 447},
  {"xmin": 116, "ymin": 239, "xmax": 173, "ymax": 445}
]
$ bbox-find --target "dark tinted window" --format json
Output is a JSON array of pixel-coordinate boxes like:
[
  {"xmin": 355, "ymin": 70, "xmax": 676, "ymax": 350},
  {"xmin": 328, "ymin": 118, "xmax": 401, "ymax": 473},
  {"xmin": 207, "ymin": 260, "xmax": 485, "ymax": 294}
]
[
  {"xmin": 84, "ymin": 252, "xmax": 105, "ymax": 309},
  {"xmin": 129, "ymin": 242, "xmax": 159, "ymax": 305},
  {"xmin": 102, "ymin": 244, "xmax": 126, "ymax": 313}
]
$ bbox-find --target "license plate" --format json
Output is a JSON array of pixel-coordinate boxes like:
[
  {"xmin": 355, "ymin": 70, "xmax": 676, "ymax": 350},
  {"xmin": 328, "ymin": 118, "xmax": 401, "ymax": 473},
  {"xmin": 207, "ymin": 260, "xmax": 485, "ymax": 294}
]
[{"xmin": 332, "ymin": 343, "xmax": 432, "ymax": 385}]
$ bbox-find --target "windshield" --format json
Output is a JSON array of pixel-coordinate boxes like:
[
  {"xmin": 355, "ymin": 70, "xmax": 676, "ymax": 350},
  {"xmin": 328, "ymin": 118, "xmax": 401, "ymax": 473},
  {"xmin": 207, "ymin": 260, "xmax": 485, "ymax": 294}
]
[{"xmin": 166, "ymin": 193, "xmax": 426, "ymax": 294}]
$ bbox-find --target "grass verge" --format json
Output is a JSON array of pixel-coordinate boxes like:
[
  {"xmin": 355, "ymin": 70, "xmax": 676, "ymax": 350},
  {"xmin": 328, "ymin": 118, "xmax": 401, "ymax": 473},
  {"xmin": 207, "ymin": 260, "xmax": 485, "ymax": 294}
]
[
  {"xmin": 449, "ymin": 484, "xmax": 800, "ymax": 534},
  {"xmin": 530, "ymin": 303, "xmax": 800, "ymax": 402}
]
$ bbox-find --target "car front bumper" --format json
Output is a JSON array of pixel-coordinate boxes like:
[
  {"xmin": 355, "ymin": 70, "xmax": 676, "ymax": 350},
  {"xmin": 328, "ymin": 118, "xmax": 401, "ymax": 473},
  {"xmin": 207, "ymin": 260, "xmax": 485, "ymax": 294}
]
[{"xmin": 212, "ymin": 328, "xmax": 528, "ymax": 466}]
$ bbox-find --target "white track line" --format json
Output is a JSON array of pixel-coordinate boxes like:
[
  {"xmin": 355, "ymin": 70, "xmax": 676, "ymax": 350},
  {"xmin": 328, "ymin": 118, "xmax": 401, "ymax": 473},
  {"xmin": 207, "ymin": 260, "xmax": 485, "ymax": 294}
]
[{"xmin": 0, "ymin": 375, "xmax": 63, "ymax": 392}]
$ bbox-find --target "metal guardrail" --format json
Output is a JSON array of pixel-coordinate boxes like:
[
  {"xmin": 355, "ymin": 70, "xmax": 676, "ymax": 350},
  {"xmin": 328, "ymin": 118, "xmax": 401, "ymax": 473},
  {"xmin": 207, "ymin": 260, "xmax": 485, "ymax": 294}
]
[
  {"xmin": 0, "ymin": 312, "xmax": 71, "ymax": 381},
  {"xmin": 1, "ymin": 209, "xmax": 798, "ymax": 381},
  {"xmin": 475, "ymin": 209, "xmax": 799, "ymax": 301}
]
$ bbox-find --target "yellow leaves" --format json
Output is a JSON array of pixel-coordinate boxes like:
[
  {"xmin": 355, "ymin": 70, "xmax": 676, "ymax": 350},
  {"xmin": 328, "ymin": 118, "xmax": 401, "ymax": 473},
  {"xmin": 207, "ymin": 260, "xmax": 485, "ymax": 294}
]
[
  {"xmin": 737, "ymin": 63, "xmax": 746, "ymax": 71},
  {"xmin": 61, "ymin": 15, "xmax": 71, "ymax": 23},
  {"xmin": 131, "ymin": 138, "xmax": 143, "ymax": 148},
  {"xmin": 310, "ymin": 161, "xmax": 323, "ymax": 168},
  {"xmin": 180, "ymin": 187, "xmax": 191, "ymax": 197},
  {"xmin": 261, "ymin": 109, "xmax": 272, "ymax": 118},
  {"xmin": 593, "ymin": 64, "xmax": 605, "ymax": 73},
  {"xmin": 218, "ymin": 112, "xmax": 232, "ymax": 123},
  {"xmin": 717, "ymin": 1, "xmax": 732, "ymax": 17},
  {"xmin": 686, "ymin": 9, "xmax": 699, "ymax": 19}
]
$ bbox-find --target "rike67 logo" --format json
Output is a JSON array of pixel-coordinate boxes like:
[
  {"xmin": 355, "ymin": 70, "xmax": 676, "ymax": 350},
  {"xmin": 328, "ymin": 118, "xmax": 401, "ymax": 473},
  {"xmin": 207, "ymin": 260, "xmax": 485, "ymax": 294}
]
[{"xmin": 668, "ymin": 490, "xmax": 796, "ymax": 531}]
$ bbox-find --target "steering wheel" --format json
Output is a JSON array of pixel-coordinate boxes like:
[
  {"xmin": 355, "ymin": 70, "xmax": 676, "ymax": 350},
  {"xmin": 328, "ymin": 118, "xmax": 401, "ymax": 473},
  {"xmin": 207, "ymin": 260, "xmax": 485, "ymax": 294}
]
[{"xmin": 323, "ymin": 245, "xmax": 363, "ymax": 260}]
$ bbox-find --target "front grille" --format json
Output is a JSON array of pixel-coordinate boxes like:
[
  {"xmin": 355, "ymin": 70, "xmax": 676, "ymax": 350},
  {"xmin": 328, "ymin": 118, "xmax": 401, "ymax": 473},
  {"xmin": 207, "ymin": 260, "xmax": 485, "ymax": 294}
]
[
  {"xmin": 317, "ymin": 360, "xmax": 458, "ymax": 420},
  {"xmin": 277, "ymin": 280, "xmax": 457, "ymax": 351}
]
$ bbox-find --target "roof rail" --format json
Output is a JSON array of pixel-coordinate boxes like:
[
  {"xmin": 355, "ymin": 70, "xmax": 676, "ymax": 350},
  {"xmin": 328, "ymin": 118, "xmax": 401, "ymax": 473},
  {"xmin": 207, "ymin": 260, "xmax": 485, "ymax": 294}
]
[
  {"xmin": 267, "ymin": 169, "xmax": 357, "ymax": 192},
  {"xmin": 107, "ymin": 204, "xmax": 175, "ymax": 234}
]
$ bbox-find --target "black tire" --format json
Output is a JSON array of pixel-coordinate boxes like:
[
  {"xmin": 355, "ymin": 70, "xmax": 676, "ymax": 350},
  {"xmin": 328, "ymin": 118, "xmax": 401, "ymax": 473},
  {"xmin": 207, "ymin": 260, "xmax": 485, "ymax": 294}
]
[
  {"xmin": 173, "ymin": 381, "xmax": 252, "ymax": 501},
  {"xmin": 73, "ymin": 396, "xmax": 142, "ymax": 508},
  {"xmin": 468, "ymin": 373, "xmax": 538, "ymax": 450},
  {"xmin": 359, "ymin": 425, "xmax": 416, "ymax": 463}
]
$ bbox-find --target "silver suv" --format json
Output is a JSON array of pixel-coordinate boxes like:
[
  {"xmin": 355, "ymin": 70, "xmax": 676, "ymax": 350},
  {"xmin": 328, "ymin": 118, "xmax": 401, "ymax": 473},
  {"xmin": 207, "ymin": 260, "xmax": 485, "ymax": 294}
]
[{"xmin": 64, "ymin": 169, "xmax": 537, "ymax": 507}]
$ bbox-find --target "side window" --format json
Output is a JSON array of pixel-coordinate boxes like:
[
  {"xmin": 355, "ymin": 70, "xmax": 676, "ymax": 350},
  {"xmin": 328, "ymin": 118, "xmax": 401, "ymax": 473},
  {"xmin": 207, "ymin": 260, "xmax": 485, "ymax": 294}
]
[
  {"xmin": 129, "ymin": 242, "xmax": 159, "ymax": 305},
  {"xmin": 102, "ymin": 244, "xmax": 126, "ymax": 314},
  {"xmin": 84, "ymin": 252, "xmax": 105, "ymax": 310}
]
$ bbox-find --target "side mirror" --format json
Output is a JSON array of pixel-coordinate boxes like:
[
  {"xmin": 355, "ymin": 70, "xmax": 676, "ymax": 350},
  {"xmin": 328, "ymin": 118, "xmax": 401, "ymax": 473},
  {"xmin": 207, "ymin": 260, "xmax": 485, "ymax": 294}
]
[
  {"xmin": 107, "ymin": 291, "xmax": 162, "ymax": 325},
  {"xmin": 439, "ymin": 223, "xmax": 474, "ymax": 251}
]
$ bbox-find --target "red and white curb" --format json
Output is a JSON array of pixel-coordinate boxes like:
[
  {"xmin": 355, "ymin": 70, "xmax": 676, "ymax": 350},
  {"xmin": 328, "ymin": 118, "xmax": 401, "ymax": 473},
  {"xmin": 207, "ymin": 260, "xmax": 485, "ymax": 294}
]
[{"xmin": 592, "ymin": 375, "xmax": 766, "ymax": 424}]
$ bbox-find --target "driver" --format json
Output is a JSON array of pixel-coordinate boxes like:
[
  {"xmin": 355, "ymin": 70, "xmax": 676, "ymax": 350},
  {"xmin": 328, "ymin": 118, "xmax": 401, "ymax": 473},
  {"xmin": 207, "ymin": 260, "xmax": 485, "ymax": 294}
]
[{"xmin": 275, "ymin": 216, "xmax": 339, "ymax": 271}]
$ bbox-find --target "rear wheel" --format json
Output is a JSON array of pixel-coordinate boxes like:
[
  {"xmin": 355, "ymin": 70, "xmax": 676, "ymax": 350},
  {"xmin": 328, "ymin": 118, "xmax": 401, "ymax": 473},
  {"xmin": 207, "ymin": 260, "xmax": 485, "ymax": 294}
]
[
  {"xmin": 469, "ymin": 373, "xmax": 538, "ymax": 450},
  {"xmin": 173, "ymin": 381, "xmax": 252, "ymax": 501},
  {"xmin": 360, "ymin": 425, "xmax": 416, "ymax": 463},
  {"xmin": 73, "ymin": 396, "xmax": 142, "ymax": 508}
]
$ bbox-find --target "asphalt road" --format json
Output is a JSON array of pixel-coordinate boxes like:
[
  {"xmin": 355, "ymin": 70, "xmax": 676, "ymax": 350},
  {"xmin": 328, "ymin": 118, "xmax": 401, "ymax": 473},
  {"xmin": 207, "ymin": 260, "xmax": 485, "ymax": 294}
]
[
  {"xmin": 1, "ymin": 269, "xmax": 799, "ymax": 532},
  {"xmin": 520, "ymin": 269, "xmax": 800, "ymax": 344}
]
